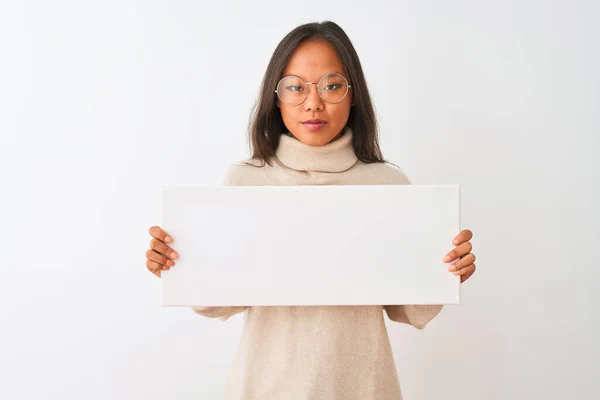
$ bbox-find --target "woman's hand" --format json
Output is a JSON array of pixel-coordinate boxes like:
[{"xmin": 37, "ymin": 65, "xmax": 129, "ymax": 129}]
[
  {"xmin": 443, "ymin": 229, "xmax": 476, "ymax": 283},
  {"xmin": 146, "ymin": 226, "xmax": 179, "ymax": 278}
]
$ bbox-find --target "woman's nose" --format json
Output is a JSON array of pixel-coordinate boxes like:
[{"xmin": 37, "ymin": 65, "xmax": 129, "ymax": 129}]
[{"xmin": 303, "ymin": 84, "xmax": 324, "ymax": 112}]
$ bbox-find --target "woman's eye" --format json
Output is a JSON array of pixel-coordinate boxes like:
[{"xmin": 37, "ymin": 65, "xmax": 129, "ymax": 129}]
[
  {"xmin": 323, "ymin": 84, "xmax": 342, "ymax": 91},
  {"xmin": 285, "ymin": 85, "xmax": 304, "ymax": 92}
]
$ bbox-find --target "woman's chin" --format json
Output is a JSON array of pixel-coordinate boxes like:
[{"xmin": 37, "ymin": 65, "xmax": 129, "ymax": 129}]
[{"xmin": 292, "ymin": 129, "xmax": 338, "ymax": 147}]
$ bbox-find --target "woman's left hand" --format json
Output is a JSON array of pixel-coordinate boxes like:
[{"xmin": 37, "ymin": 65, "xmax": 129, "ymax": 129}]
[{"xmin": 443, "ymin": 229, "xmax": 476, "ymax": 283}]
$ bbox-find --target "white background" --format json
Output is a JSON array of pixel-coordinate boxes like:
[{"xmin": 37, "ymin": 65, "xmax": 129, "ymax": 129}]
[{"xmin": 1, "ymin": 1, "xmax": 598, "ymax": 399}]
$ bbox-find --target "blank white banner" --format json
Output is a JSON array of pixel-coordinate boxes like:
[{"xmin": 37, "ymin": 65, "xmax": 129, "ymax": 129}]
[{"xmin": 161, "ymin": 185, "xmax": 461, "ymax": 307}]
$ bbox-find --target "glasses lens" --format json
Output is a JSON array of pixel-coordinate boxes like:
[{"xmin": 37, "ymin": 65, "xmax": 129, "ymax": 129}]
[
  {"xmin": 276, "ymin": 76, "xmax": 305, "ymax": 105},
  {"xmin": 318, "ymin": 73, "xmax": 349, "ymax": 103}
]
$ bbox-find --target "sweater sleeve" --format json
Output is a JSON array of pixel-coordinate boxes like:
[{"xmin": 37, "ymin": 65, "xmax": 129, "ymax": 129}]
[
  {"xmin": 192, "ymin": 306, "xmax": 248, "ymax": 321},
  {"xmin": 383, "ymin": 305, "xmax": 444, "ymax": 329},
  {"xmin": 381, "ymin": 167, "xmax": 444, "ymax": 329},
  {"xmin": 188, "ymin": 164, "xmax": 252, "ymax": 321}
]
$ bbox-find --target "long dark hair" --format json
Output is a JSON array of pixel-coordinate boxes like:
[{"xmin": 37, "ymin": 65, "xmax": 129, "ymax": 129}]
[{"xmin": 248, "ymin": 21, "xmax": 385, "ymax": 166}]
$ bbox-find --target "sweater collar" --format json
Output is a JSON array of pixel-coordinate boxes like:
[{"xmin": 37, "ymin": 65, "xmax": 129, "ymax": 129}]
[{"xmin": 275, "ymin": 126, "xmax": 358, "ymax": 173}]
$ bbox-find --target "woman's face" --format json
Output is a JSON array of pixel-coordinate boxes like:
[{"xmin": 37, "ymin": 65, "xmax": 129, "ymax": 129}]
[{"xmin": 278, "ymin": 40, "xmax": 352, "ymax": 147}]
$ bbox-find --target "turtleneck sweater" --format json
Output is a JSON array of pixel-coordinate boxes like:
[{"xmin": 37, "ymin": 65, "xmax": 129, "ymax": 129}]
[{"xmin": 193, "ymin": 127, "xmax": 444, "ymax": 400}]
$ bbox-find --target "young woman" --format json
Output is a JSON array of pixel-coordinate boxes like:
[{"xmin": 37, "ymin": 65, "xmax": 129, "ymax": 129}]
[{"xmin": 146, "ymin": 21, "xmax": 476, "ymax": 400}]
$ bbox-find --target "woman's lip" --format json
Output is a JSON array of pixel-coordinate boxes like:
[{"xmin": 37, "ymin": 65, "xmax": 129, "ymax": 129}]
[{"xmin": 303, "ymin": 121, "xmax": 327, "ymax": 131}]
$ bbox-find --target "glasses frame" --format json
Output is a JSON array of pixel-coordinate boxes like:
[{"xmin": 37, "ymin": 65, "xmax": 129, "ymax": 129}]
[{"xmin": 274, "ymin": 72, "xmax": 352, "ymax": 106}]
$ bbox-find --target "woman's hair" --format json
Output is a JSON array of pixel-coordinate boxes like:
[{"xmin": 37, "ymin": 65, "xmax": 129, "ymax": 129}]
[{"xmin": 248, "ymin": 21, "xmax": 385, "ymax": 166}]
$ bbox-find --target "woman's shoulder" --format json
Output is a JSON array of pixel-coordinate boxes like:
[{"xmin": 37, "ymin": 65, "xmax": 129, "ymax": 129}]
[
  {"xmin": 221, "ymin": 158, "xmax": 274, "ymax": 186},
  {"xmin": 221, "ymin": 158, "xmax": 412, "ymax": 186},
  {"xmin": 353, "ymin": 161, "xmax": 412, "ymax": 185}
]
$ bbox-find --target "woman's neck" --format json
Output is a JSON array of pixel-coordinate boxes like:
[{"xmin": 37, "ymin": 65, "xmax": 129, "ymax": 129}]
[{"xmin": 275, "ymin": 126, "xmax": 358, "ymax": 173}]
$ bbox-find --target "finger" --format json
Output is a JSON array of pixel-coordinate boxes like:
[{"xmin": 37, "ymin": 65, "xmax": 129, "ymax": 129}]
[
  {"xmin": 448, "ymin": 253, "xmax": 476, "ymax": 272},
  {"xmin": 443, "ymin": 241, "xmax": 473, "ymax": 262},
  {"xmin": 453, "ymin": 263, "xmax": 475, "ymax": 277},
  {"xmin": 149, "ymin": 226, "xmax": 174, "ymax": 243},
  {"xmin": 146, "ymin": 249, "xmax": 175, "ymax": 267},
  {"xmin": 150, "ymin": 238, "xmax": 179, "ymax": 260},
  {"xmin": 146, "ymin": 259, "xmax": 168, "ymax": 273},
  {"xmin": 146, "ymin": 260, "xmax": 167, "ymax": 278},
  {"xmin": 452, "ymin": 229, "xmax": 473, "ymax": 246},
  {"xmin": 460, "ymin": 264, "xmax": 476, "ymax": 283}
]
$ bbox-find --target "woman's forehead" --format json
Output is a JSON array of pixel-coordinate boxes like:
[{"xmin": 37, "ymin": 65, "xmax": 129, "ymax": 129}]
[{"xmin": 283, "ymin": 40, "xmax": 346, "ymax": 80}]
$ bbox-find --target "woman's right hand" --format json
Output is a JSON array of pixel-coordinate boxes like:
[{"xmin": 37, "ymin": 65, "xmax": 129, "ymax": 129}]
[{"xmin": 146, "ymin": 226, "xmax": 179, "ymax": 278}]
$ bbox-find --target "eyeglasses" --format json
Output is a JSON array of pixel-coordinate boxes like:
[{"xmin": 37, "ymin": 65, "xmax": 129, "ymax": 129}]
[{"xmin": 275, "ymin": 72, "xmax": 352, "ymax": 106}]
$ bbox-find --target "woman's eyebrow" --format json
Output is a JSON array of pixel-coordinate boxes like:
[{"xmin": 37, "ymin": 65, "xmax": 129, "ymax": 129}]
[{"xmin": 283, "ymin": 71, "xmax": 346, "ymax": 80}]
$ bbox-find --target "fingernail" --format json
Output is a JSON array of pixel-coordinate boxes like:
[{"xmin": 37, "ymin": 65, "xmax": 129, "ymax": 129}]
[
  {"xmin": 443, "ymin": 256, "xmax": 451, "ymax": 262},
  {"xmin": 448, "ymin": 265, "xmax": 456, "ymax": 272},
  {"xmin": 165, "ymin": 236, "xmax": 173, "ymax": 243},
  {"xmin": 453, "ymin": 270, "xmax": 460, "ymax": 275},
  {"xmin": 168, "ymin": 260, "xmax": 175, "ymax": 267},
  {"xmin": 453, "ymin": 239, "xmax": 458, "ymax": 245},
  {"xmin": 171, "ymin": 252, "xmax": 178, "ymax": 260}
]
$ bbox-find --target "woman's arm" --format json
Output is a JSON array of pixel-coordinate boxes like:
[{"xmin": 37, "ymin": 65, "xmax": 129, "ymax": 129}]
[{"xmin": 188, "ymin": 165, "xmax": 257, "ymax": 321}]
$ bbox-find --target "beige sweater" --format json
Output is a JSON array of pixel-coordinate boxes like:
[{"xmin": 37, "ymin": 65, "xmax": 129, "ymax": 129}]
[{"xmin": 193, "ymin": 127, "xmax": 444, "ymax": 400}]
